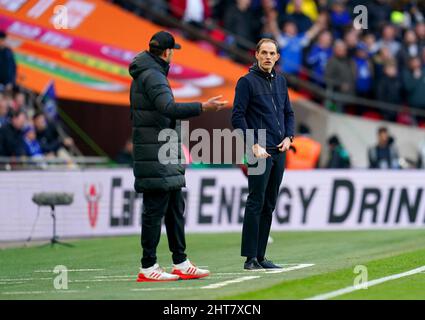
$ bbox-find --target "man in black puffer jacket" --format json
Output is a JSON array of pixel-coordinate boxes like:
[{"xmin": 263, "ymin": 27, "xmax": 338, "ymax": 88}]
[{"xmin": 129, "ymin": 31, "xmax": 226, "ymax": 282}]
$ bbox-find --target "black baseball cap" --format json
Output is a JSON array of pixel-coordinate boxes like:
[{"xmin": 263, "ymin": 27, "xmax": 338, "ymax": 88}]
[{"xmin": 149, "ymin": 31, "xmax": 181, "ymax": 50}]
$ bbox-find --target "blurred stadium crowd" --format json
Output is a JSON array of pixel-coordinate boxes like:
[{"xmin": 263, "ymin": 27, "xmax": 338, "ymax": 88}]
[
  {"xmin": 0, "ymin": 31, "xmax": 75, "ymax": 165},
  {"xmin": 112, "ymin": 0, "xmax": 425, "ymax": 125}
]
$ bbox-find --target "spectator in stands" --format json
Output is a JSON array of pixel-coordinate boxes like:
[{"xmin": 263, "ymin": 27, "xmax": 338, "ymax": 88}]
[
  {"xmin": 325, "ymin": 40, "xmax": 356, "ymax": 96},
  {"xmin": 416, "ymin": 22, "xmax": 425, "ymax": 48},
  {"xmin": 23, "ymin": 125, "xmax": 44, "ymax": 159},
  {"xmin": 223, "ymin": 0, "xmax": 256, "ymax": 53},
  {"xmin": 404, "ymin": 3, "xmax": 424, "ymax": 30},
  {"xmin": 362, "ymin": 33, "xmax": 379, "ymax": 55},
  {"xmin": 284, "ymin": 0, "xmax": 314, "ymax": 33},
  {"xmin": 0, "ymin": 30, "xmax": 16, "ymax": 92},
  {"xmin": 286, "ymin": 123, "xmax": 321, "ymax": 169},
  {"xmin": 286, "ymin": 0, "xmax": 319, "ymax": 21},
  {"xmin": 368, "ymin": 126, "xmax": 400, "ymax": 169},
  {"xmin": 170, "ymin": 0, "xmax": 211, "ymax": 30},
  {"xmin": 33, "ymin": 112, "xmax": 74, "ymax": 156},
  {"xmin": 353, "ymin": 42, "xmax": 374, "ymax": 98},
  {"xmin": 0, "ymin": 110, "xmax": 26, "ymax": 157},
  {"xmin": 368, "ymin": 0, "xmax": 392, "ymax": 34},
  {"xmin": 306, "ymin": 30, "xmax": 333, "ymax": 85},
  {"xmin": 417, "ymin": 140, "xmax": 425, "ymax": 169},
  {"xmin": 343, "ymin": 28, "xmax": 360, "ymax": 58},
  {"xmin": 397, "ymin": 29, "xmax": 421, "ymax": 70},
  {"xmin": 135, "ymin": 0, "xmax": 168, "ymax": 23},
  {"xmin": 373, "ymin": 46, "xmax": 397, "ymax": 80},
  {"xmin": 270, "ymin": 13, "xmax": 322, "ymax": 75},
  {"xmin": 402, "ymin": 56, "xmax": 425, "ymax": 110},
  {"xmin": 375, "ymin": 63, "xmax": 402, "ymax": 121},
  {"xmin": 326, "ymin": 135, "xmax": 350, "ymax": 169},
  {"xmin": 13, "ymin": 89, "xmax": 31, "ymax": 115},
  {"xmin": 422, "ymin": 46, "xmax": 425, "ymax": 66},
  {"xmin": 329, "ymin": 0, "xmax": 351, "ymax": 38},
  {"xmin": 115, "ymin": 138, "xmax": 133, "ymax": 167},
  {"xmin": 0, "ymin": 92, "xmax": 9, "ymax": 128},
  {"xmin": 376, "ymin": 24, "xmax": 401, "ymax": 57}
]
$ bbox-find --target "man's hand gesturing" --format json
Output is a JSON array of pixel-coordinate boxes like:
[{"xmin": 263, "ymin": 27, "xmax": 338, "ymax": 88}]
[{"xmin": 202, "ymin": 95, "xmax": 228, "ymax": 112}]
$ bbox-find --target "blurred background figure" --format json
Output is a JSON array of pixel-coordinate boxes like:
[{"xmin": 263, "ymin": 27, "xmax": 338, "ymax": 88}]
[
  {"xmin": 223, "ymin": 0, "xmax": 256, "ymax": 60},
  {"xmin": 326, "ymin": 135, "xmax": 350, "ymax": 169},
  {"xmin": 368, "ymin": 126, "xmax": 400, "ymax": 169},
  {"xmin": 286, "ymin": 123, "xmax": 321, "ymax": 169},
  {"xmin": 306, "ymin": 30, "xmax": 333, "ymax": 86},
  {"xmin": 397, "ymin": 29, "xmax": 421, "ymax": 70},
  {"xmin": 0, "ymin": 110, "xmax": 27, "ymax": 158},
  {"xmin": 418, "ymin": 138, "xmax": 425, "ymax": 169},
  {"xmin": 325, "ymin": 40, "xmax": 356, "ymax": 96},
  {"xmin": 22, "ymin": 125, "xmax": 44, "ymax": 159},
  {"xmin": 0, "ymin": 30, "xmax": 16, "ymax": 92},
  {"xmin": 33, "ymin": 112, "xmax": 74, "ymax": 157},
  {"xmin": 353, "ymin": 42, "xmax": 374, "ymax": 100},
  {"xmin": 402, "ymin": 56, "xmax": 425, "ymax": 114},
  {"xmin": 0, "ymin": 91, "xmax": 9, "ymax": 128},
  {"xmin": 375, "ymin": 63, "xmax": 402, "ymax": 121},
  {"xmin": 115, "ymin": 138, "xmax": 133, "ymax": 167},
  {"xmin": 270, "ymin": 12, "xmax": 323, "ymax": 75},
  {"xmin": 376, "ymin": 24, "xmax": 401, "ymax": 57}
]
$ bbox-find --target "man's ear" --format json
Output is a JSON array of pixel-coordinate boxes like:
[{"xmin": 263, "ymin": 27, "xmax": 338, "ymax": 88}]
[
  {"xmin": 255, "ymin": 51, "xmax": 259, "ymax": 61},
  {"xmin": 276, "ymin": 53, "xmax": 280, "ymax": 61}
]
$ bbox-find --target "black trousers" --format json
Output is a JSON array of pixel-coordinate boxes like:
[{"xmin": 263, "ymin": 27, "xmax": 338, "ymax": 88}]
[
  {"xmin": 141, "ymin": 189, "xmax": 187, "ymax": 268},
  {"xmin": 241, "ymin": 151, "xmax": 285, "ymax": 260}
]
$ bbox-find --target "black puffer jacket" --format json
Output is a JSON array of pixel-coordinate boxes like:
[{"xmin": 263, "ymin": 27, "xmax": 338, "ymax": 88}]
[{"xmin": 129, "ymin": 51, "xmax": 202, "ymax": 192}]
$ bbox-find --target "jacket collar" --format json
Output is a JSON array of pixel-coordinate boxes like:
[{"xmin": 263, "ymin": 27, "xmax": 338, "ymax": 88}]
[
  {"xmin": 249, "ymin": 62, "xmax": 276, "ymax": 80},
  {"xmin": 146, "ymin": 51, "xmax": 170, "ymax": 76}
]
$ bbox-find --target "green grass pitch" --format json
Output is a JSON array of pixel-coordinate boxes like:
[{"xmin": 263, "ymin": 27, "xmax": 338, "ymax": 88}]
[{"xmin": 1, "ymin": 229, "xmax": 425, "ymax": 300}]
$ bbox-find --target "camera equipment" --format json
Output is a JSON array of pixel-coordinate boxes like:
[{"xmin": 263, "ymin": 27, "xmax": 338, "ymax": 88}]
[{"xmin": 28, "ymin": 192, "xmax": 74, "ymax": 247}]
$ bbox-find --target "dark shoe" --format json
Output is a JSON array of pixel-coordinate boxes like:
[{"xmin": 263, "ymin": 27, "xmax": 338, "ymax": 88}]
[
  {"xmin": 244, "ymin": 258, "xmax": 264, "ymax": 271},
  {"xmin": 258, "ymin": 258, "xmax": 282, "ymax": 269}
]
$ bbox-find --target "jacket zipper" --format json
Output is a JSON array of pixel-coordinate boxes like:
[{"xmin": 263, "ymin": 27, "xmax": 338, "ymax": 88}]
[{"xmin": 269, "ymin": 78, "xmax": 282, "ymax": 137}]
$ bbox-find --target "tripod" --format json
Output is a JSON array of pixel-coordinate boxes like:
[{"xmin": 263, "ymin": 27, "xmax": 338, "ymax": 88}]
[
  {"xmin": 48, "ymin": 204, "xmax": 73, "ymax": 247},
  {"xmin": 26, "ymin": 193, "xmax": 73, "ymax": 247}
]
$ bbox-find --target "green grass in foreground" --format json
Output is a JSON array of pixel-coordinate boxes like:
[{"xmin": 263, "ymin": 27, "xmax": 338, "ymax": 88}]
[{"xmin": 1, "ymin": 229, "xmax": 425, "ymax": 299}]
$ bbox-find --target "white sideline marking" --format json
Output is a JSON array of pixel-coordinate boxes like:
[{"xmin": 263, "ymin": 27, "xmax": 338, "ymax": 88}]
[
  {"xmin": 131, "ymin": 277, "xmax": 260, "ymax": 292},
  {"xmin": 216, "ymin": 263, "xmax": 315, "ymax": 275},
  {"xmin": 94, "ymin": 275, "xmax": 134, "ymax": 279},
  {"xmin": 2, "ymin": 291, "xmax": 46, "ymax": 295},
  {"xmin": 201, "ymin": 276, "xmax": 260, "ymax": 289},
  {"xmin": 0, "ymin": 277, "xmax": 53, "ymax": 281},
  {"xmin": 131, "ymin": 287, "xmax": 198, "ymax": 292},
  {"xmin": 69, "ymin": 279, "xmax": 133, "ymax": 283},
  {"xmin": 34, "ymin": 268, "xmax": 104, "ymax": 273},
  {"xmin": 306, "ymin": 265, "xmax": 425, "ymax": 300},
  {"xmin": 266, "ymin": 263, "xmax": 315, "ymax": 274},
  {"xmin": 1, "ymin": 290, "xmax": 82, "ymax": 295},
  {"xmin": 0, "ymin": 278, "xmax": 34, "ymax": 281}
]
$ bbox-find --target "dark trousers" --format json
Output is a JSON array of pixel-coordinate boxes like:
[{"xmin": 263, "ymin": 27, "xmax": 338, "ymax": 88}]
[
  {"xmin": 241, "ymin": 152, "xmax": 285, "ymax": 260},
  {"xmin": 141, "ymin": 189, "xmax": 187, "ymax": 268}
]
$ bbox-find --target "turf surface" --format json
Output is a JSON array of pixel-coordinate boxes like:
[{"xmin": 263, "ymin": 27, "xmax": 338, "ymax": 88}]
[{"xmin": 1, "ymin": 229, "xmax": 425, "ymax": 299}]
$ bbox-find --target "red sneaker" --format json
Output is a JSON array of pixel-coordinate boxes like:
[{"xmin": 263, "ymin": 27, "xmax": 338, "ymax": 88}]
[
  {"xmin": 136, "ymin": 263, "xmax": 180, "ymax": 282},
  {"xmin": 171, "ymin": 260, "xmax": 210, "ymax": 280}
]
